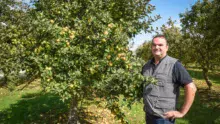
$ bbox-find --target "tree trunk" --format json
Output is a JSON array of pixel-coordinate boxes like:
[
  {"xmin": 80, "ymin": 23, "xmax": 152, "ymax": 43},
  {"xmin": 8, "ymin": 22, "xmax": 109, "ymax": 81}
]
[
  {"xmin": 1, "ymin": 75, "xmax": 7, "ymax": 86},
  {"xmin": 18, "ymin": 74, "xmax": 39, "ymax": 91},
  {"xmin": 0, "ymin": 70, "xmax": 7, "ymax": 86},
  {"xmin": 202, "ymin": 68, "xmax": 212, "ymax": 90},
  {"xmin": 67, "ymin": 97, "xmax": 80, "ymax": 124}
]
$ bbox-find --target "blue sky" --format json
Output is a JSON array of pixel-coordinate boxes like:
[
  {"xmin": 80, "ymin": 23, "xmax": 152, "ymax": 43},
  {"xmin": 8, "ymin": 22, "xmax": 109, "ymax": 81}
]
[{"xmin": 130, "ymin": 0, "xmax": 198, "ymax": 51}]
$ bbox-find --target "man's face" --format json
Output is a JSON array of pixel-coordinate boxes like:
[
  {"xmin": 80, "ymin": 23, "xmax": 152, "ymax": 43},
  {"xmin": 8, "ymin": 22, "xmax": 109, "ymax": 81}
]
[{"xmin": 151, "ymin": 37, "xmax": 168, "ymax": 58}]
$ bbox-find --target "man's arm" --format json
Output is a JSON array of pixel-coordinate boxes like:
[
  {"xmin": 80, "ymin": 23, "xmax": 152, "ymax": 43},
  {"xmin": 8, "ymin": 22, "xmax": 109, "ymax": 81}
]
[
  {"xmin": 179, "ymin": 82, "xmax": 197, "ymax": 116},
  {"xmin": 164, "ymin": 82, "xmax": 197, "ymax": 119}
]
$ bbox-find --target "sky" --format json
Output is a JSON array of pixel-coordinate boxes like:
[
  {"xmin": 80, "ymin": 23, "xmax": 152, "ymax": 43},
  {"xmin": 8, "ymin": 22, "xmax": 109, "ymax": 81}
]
[{"xmin": 130, "ymin": 0, "xmax": 198, "ymax": 51}]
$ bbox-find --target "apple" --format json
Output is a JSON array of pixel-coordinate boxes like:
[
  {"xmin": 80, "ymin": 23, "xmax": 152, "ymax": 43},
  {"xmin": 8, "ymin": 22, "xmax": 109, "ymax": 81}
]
[
  {"xmin": 104, "ymin": 31, "xmax": 108, "ymax": 35},
  {"xmin": 50, "ymin": 20, "xmax": 54, "ymax": 24},
  {"xmin": 108, "ymin": 23, "xmax": 114, "ymax": 28},
  {"xmin": 56, "ymin": 39, "xmax": 60, "ymax": 43},
  {"xmin": 69, "ymin": 84, "xmax": 74, "ymax": 88},
  {"xmin": 106, "ymin": 55, "xmax": 111, "ymax": 59},
  {"xmin": 69, "ymin": 34, "xmax": 75, "ymax": 39},
  {"xmin": 101, "ymin": 38, "xmax": 106, "ymax": 43},
  {"xmin": 108, "ymin": 62, "xmax": 113, "ymax": 66},
  {"xmin": 66, "ymin": 41, "xmax": 70, "ymax": 47}
]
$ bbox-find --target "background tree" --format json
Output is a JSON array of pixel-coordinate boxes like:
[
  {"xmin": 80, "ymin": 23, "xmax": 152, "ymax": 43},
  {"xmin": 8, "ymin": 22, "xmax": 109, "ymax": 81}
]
[
  {"xmin": 180, "ymin": 0, "xmax": 220, "ymax": 89},
  {"xmin": 160, "ymin": 18, "xmax": 194, "ymax": 67},
  {"xmin": 0, "ymin": 0, "xmax": 33, "ymax": 90},
  {"xmin": 135, "ymin": 41, "xmax": 152, "ymax": 62}
]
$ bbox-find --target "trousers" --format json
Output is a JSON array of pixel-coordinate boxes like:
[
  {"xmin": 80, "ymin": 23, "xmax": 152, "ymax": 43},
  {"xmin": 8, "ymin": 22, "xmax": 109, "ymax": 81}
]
[{"xmin": 145, "ymin": 113, "xmax": 175, "ymax": 124}]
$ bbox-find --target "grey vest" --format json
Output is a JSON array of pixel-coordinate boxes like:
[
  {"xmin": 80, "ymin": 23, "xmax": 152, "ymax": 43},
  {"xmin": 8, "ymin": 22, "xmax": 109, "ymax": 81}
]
[{"xmin": 142, "ymin": 56, "xmax": 178, "ymax": 118}]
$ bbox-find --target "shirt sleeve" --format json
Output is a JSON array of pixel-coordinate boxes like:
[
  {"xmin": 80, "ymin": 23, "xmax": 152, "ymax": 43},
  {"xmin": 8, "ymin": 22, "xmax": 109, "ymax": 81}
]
[{"xmin": 173, "ymin": 61, "xmax": 193, "ymax": 87}]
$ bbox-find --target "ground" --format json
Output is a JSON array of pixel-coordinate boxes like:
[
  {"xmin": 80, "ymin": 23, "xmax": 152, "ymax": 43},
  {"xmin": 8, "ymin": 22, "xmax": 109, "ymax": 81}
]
[{"xmin": 0, "ymin": 69, "xmax": 220, "ymax": 124}]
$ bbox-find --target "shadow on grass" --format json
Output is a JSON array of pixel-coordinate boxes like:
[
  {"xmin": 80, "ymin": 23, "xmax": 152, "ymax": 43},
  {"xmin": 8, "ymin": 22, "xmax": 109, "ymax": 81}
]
[
  {"xmin": 0, "ymin": 92, "xmax": 95, "ymax": 124},
  {"xmin": 177, "ymin": 88, "xmax": 220, "ymax": 124},
  {"xmin": 188, "ymin": 69, "xmax": 220, "ymax": 84}
]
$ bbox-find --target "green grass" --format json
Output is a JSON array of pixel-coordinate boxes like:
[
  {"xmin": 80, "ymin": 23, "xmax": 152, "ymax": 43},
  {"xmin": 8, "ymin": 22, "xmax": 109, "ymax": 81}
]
[
  {"xmin": 120, "ymin": 98, "xmax": 145, "ymax": 124},
  {"xmin": 0, "ymin": 88, "xmax": 37, "ymax": 111},
  {"xmin": 188, "ymin": 69, "xmax": 220, "ymax": 84},
  {"xmin": 176, "ymin": 88, "xmax": 220, "ymax": 124},
  {"xmin": 0, "ymin": 91, "xmax": 69, "ymax": 124},
  {"xmin": 0, "ymin": 81, "xmax": 69, "ymax": 124},
  {"xmin": 0, "ymin": 70, "xmax": 219, "ymax": 124}
]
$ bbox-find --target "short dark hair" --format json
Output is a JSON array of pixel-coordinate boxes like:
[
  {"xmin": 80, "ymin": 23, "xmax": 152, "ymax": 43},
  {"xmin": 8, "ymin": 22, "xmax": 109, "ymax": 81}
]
[{"xmin": 152, "ymin": 34, "xmax": 168, "ymax": 45}]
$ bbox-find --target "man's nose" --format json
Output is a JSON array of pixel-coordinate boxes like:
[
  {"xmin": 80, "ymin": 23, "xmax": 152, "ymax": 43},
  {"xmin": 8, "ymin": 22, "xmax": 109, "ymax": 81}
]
[{"xmin": 155, "ymin": 45, "xmax": 159, "ymax": 49}]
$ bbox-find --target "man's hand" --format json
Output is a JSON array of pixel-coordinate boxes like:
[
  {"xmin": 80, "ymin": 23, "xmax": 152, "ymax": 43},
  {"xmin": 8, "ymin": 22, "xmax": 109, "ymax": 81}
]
[{"xmin": 163, "ymin": 111, "xmax": 184, "ymax": 120}]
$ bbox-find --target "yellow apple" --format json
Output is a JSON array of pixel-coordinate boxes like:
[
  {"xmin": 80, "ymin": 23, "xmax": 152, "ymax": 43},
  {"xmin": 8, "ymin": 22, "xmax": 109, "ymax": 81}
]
[
  {"xmin": 121, "ymin": 56, "xmax": 126, "ymax": 61},
  {"xmin": 104, "ymin": 31, "xmax": 108, "ymax": 35},
  {"xmin": 50, "ymin": 20, "xmax": 54, "ymax": 24},
  {"xmin": 101, "ymin": 38, "xmax": 106, "ymax": 43},
  {"xmin": 56, "ymin": 39, "xmax": 60, "ymax": 43},
  {"xmin": 66, "ymin": 41, "xmax": 70, "ymax": 47},
  {"xmin": 69, "ymin": 34, "xmax": 75, "ymax": 39},
  {"xmin": 106, "ymin": 55, "xmax": 111, "ymax": 59},
  {"xmin": 108, "ymin": 62, "xmax": 113, "ymax": 66},
  {"xmin": 108, "ymin": 23, "xmax": 114, "ymax": 28},
  {"xmin": 69, "ymin": 84, "xmax": 74, "ymax": 88}
]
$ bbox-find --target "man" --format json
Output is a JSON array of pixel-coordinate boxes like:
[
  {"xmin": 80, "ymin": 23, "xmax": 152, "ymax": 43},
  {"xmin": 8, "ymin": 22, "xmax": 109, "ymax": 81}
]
[{"xmin": 142, "ymin": 35, "xmax": 197, "ymax": 124}]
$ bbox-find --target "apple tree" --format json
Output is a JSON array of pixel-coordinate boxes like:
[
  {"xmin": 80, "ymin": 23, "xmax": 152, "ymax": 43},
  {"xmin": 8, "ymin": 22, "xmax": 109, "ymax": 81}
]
[{"xmin": 1, "ymin": 0, "xmax": 159, "ymax": 123}]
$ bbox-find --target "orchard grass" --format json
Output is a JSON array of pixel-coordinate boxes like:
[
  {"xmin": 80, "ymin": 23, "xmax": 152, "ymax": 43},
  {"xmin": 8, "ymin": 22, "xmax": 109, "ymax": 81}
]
[
  {"xmin": 0, "ymin": 71, "xmax": 220, "ymax": 124},
  {"xmin": 187, "ymin": 68, "xmax": 220, "ymax": 85},
  {"xmin": 0, "ymin": 79, "xmax": 70, "ymax": 124}
]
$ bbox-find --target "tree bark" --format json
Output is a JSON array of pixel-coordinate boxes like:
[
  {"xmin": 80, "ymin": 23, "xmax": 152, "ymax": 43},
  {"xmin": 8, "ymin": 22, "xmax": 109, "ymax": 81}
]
[
  {"xmin": 202, "ymin": 68, "xmax": 212, "ymax": 90},
  {"xmin": 67, "ymin": 97, "xmax": 80, "ymax": 124}
]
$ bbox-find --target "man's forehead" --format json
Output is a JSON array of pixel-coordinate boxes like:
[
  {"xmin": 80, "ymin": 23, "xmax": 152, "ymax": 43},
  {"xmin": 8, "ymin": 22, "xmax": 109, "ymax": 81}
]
[{"xmin": 153, "ymin": 37, "xmax": 167, "ymax": 44}]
